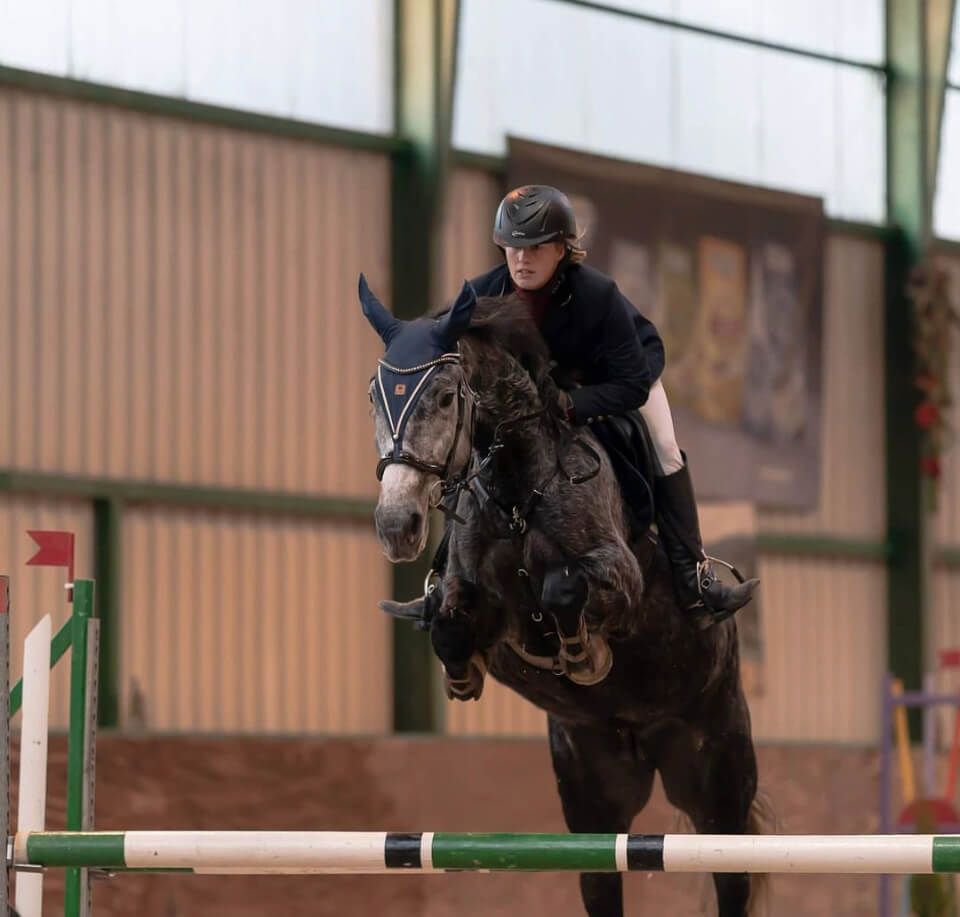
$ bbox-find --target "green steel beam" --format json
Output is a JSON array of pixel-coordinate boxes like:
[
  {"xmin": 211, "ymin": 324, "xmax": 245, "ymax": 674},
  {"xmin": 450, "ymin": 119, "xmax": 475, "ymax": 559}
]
[
  {"xmin": 64, "ymin": 579, "xmax": 94, "ymax": 917},
  {"xmin": 885, "ymin": 224, "xmax": 926, "ymax": 733},
  {"xmin": 0, "ymin": 469, "xmax": 376, "ymax": 521},
  {"xmin": 93, "ymin": 500, "xmax": 121, "ymax": 728},
  {"xmin": 0, "ymin": 64, "xmax": 409, "ymax": 155},
  {"xmin": 450, "ymin": 149, "xmax": 508, "ymax": 176},
  {"xmin": 755, "ymin": 533, "xmax": 892, "ymax": 561},
  {"xmin": 549, "ymin": 0, "xmax": 888, "ymax": 72},
  {"xmin": 934, "ymin": 545, "xmax": 960, "ymax": 567},
  {"xmin": 448, "ymin": 151, "xmax": 895, "ymax": 244},
  {"xmin": 884, "ymin": 0, "xmax": 955, "ymax": 733},
  {"xmin": 825, "ymin": 219, "xmax": 898, "ymax": 243},
  {"xmin": 391, "ymin": 0, "xmax": 462, "ymax": 733}
]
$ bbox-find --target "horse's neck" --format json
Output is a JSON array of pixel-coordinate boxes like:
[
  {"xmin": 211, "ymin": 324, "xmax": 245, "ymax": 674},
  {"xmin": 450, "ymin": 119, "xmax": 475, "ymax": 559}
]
[
  {"xmin": 463, "ymin": 341, "xmax": 557, "ymax": 492},
  {"xmin": 474, "ymin": 415, "xmax": 555, "ymax": 496}
]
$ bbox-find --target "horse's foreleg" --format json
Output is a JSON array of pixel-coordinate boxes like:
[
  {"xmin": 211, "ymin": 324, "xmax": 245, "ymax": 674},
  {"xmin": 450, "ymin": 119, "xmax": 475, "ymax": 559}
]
[
  {"xmin": 430, "ymin": 573, "xmax": 492, "ymax": 701},
  {"xmin": 540, "ymin": 562, "xmax": 612, "ymax": 685},
  {"xmin": 548, "ymin": 718, "xmax": 656, "ymax": 917}
]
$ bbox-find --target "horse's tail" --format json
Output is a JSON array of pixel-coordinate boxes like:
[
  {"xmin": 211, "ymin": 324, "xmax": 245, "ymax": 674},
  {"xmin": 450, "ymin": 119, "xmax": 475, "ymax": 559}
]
[{"xmin": 745, "ymin": 789, "xmax": 777, "ymax": 917}]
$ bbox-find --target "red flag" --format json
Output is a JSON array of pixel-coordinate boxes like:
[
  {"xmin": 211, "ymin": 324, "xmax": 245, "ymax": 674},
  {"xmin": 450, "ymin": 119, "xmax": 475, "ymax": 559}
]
[{"xmin": 26, "ymin": 530, "xmax": 75, "ymax": 602}]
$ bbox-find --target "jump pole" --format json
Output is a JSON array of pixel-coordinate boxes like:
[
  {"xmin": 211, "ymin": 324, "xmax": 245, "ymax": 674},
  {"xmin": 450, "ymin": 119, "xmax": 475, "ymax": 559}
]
[{"xmin": 12, "ymin": 832, "xmax": 960, "ymax": 875}]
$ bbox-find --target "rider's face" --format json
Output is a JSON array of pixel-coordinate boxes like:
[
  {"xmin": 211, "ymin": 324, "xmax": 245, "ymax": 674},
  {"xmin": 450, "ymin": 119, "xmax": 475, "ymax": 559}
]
[{"xmin": 505, "ymin": 242, "xmax": 566, "ymax": 291}]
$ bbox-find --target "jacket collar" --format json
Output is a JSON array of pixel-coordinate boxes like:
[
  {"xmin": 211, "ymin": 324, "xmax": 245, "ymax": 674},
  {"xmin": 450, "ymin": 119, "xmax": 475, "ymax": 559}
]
[{"xmin": 500, "ymin": 263, "xmax": 574, "ymax": 307}]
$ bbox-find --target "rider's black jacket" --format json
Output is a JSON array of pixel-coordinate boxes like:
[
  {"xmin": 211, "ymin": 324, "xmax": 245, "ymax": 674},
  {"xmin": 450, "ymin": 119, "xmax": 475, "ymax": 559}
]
[{"xmin": 469, "ymin": 262, "xmax": 664, "ymax": 424}]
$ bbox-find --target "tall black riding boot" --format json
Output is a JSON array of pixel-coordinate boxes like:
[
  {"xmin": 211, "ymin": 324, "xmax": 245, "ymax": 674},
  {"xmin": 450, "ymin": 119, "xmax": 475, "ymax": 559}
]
[{"xmin": 654, "ymin": 461, "xmax": 759, "ymax": 627}]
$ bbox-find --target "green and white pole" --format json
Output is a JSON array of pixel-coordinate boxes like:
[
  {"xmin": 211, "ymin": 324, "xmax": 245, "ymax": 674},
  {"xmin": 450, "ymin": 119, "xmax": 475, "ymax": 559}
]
[
  {"xmin": 64, "ymin": 579, "xmax": 97, "ymax": 917},
  {"xmin": 12, "ymin": 832, "xmax": 960, "ymax": 875}
]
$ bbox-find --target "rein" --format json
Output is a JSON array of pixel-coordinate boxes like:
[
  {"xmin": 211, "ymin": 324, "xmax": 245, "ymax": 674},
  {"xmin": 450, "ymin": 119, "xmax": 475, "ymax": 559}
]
[{"xmin": 463, "ymin": 406, "xmax": 602, "ymax": 537}]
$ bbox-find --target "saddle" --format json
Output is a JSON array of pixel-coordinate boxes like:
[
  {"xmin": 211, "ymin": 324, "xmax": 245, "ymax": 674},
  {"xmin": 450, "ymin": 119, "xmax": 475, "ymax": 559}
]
[{"xmin": 589, "ymin": 410, "xmax": 657, "ymax": 541}]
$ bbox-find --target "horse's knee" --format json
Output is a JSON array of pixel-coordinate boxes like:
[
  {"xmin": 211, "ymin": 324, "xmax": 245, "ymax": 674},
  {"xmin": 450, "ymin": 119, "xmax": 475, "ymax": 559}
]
[
  {"xmin": 430, "ymin": 614, "xmax": 476, "ymax": 672},
  {"xmin": 443, "ymin": 652, "xmax": 487, "ymax": 702}
]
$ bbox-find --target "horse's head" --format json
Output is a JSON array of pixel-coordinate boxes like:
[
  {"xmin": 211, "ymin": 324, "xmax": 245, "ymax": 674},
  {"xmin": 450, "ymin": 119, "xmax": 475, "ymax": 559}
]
[{"xmin": 359, "ymin": 275, "xmax": 477, "ymax": 561}]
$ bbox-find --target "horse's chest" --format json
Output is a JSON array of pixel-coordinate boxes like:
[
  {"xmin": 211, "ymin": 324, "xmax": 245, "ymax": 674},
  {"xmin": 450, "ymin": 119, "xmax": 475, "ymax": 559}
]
[{"xmin": 481, "ymin": 541, "xmax": 539, "ymax": 598}]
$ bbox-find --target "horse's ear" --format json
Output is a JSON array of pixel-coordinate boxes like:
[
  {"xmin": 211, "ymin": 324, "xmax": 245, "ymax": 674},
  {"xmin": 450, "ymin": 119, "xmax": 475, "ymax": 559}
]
[
  {"xmin": 359, "ymin": 274, "xmax": 402, "ymax": 345},
  {"xmin": 437, "ymin": 280, "xmax": 477, "ymax": 348}
]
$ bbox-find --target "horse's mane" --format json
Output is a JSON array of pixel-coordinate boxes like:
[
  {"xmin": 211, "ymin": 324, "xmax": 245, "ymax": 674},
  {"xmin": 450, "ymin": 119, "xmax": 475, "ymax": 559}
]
[
  {"xmin": 471, "ymin": 294, "xmax": 555, "ymax": 369},
  {"xmin": 432, "ymin": 294, "xmax": 560, "ymax": 417}
]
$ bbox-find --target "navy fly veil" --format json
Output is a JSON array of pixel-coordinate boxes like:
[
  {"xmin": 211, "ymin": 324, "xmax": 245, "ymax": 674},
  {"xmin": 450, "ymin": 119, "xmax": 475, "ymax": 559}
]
[{"xmin": 359, "ymin": 274, "xmax": 477, "ymax": 480}]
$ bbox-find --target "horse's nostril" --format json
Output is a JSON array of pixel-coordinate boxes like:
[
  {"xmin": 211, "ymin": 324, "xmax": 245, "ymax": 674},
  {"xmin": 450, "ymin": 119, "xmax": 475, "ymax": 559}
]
[{"xmin": 407, "ymin": 512, "xmax": 423, "ymax": 542}]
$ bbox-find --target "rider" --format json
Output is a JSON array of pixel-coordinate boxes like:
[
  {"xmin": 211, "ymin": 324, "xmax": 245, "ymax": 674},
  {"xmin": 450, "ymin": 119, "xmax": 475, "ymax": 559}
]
[{"xmin": 468, "ymin": 184, "xmax": 758, "ymax": 625}]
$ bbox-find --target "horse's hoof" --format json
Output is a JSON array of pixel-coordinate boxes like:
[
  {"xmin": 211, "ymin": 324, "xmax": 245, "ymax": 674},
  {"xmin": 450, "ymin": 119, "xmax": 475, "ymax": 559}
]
[
  {"xmin": 562, "ymin": 635, "xmax": 613, "ymax": 686},
  {"xmin": 444, "ymin": 653, "xmax": 487, "ymax": 701}
]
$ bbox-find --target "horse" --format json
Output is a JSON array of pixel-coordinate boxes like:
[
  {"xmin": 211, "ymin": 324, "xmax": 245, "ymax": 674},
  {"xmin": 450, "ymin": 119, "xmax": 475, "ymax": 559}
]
[{"xmin": 360, "ymin": 275, "xmax": 768, "ymax": 917}]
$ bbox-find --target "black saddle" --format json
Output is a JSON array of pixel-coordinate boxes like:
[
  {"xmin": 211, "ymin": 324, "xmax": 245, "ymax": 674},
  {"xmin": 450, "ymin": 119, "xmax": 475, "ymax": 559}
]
[{"xmin": 589, "ymin": 411, "xmax": 657, "ymax": 539}]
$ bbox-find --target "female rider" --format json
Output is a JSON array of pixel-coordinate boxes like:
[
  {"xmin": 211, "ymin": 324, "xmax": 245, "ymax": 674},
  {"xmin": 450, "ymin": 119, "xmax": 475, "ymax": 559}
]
[{"xmin": 469, "ymin": 184, "xmax": 758, "ymax": 626}]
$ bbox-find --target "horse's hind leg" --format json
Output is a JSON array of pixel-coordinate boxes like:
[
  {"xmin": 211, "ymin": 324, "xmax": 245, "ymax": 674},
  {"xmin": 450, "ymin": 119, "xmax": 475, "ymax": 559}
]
[
  {"xmin": 657, "ymin": 709, "xmax": 759, "ymax": 917},
  {"xmin": 548, "ymin": 717, "xmax": 655, "ymax": 917}
]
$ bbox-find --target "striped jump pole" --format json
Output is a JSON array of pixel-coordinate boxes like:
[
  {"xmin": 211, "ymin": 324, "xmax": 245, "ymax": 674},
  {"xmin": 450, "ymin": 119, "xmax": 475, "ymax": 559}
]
[{"xmin": 12, "ymin": 832, "xmax": 960, "ymax": 875}]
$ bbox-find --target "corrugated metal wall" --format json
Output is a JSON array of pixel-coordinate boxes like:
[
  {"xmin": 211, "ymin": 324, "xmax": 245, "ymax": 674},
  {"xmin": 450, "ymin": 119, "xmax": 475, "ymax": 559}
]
[
  {"xmin": 440, "ymin": 167, "xmax": 502, "ymax": 293},
  {"xmin": 0, "ymin": 86, "xmax": 394, "ymax": 734},
  {"xmin": 0, "ymin": 87, "xmax": 389, "ymax": 494},
  {"xmin": 120, "ymin": 509, "xmax": 391, "ymax": 733},
  {"xmin": 439, "ymin": 170, "xmax": 888, "ymax": 742},
  {"xmin": 752, "ymin": 234, "xmax": 887, "ymax": 743},
  {"xmin": 0, "ymin": 496, "xmax": 94, "ymax": 730}
]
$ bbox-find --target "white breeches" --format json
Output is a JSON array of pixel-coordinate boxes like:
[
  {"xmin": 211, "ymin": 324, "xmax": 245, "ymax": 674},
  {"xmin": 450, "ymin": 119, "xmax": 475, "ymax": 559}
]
[{"xmin": 639, "ymin": 380, "xmax": 684, "ymax": 476}]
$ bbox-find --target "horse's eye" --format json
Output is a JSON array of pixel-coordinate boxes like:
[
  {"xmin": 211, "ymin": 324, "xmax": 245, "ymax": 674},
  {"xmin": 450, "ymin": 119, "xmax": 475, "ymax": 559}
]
[{"xmin": 439, "ymin": 390, "xmax": 456, "ymax": 409}]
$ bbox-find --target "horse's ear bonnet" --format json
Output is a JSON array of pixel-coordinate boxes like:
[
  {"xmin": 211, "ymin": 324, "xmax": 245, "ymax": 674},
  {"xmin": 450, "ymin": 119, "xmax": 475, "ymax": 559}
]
[{"xmin": 359, "ymin": 274, "xmax": 477, "ymax": 450}]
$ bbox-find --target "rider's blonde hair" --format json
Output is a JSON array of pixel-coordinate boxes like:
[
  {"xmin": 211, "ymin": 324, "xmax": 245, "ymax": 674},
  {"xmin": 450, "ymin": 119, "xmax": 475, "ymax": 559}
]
[{"xmin": 566, "ymin": 235, "xmax": 587, "ymax": 264}]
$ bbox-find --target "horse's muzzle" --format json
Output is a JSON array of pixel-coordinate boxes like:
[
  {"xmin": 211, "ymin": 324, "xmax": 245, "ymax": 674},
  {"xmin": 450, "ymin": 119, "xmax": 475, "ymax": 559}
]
[{"xmin": 374, "ymin": 505, "xmax": 426, "ymax": 561}]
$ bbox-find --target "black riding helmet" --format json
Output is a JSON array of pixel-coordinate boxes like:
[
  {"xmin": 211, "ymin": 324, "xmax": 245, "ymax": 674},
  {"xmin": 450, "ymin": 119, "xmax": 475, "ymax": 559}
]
[{"xmin": 492, "ymin": 185, "xmax": 578, "ymax": 248}]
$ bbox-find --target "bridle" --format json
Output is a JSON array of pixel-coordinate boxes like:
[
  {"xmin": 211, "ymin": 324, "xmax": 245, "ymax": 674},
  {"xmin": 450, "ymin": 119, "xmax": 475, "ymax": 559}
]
[
  {"xmin": 372, "ymin": 350, "xmax": 602, "ymax": 532},
  {"xmin": 372, "ymin": 353, "xmax": 475, "ymax": 514}
]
